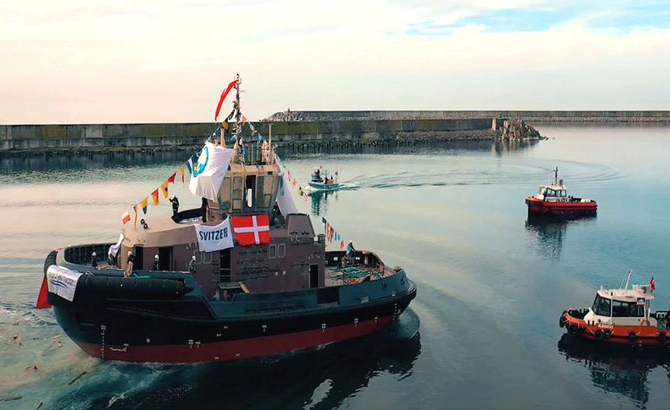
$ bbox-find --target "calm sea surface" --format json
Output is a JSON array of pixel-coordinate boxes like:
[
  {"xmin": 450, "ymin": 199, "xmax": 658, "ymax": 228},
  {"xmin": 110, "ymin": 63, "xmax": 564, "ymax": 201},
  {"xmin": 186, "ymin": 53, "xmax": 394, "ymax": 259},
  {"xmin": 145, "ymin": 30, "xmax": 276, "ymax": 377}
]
[{"xmin": 2, "ymin": 125, "xmax": 670, "ymax": 410}]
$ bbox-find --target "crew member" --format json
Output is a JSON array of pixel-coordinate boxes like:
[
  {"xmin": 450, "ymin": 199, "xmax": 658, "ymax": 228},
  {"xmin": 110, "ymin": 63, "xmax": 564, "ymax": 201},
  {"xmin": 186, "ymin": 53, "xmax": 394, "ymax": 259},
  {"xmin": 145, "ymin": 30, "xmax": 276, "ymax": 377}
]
[
  {"xmin": 91, "ymin": 252, "xmax": 98, "ymax": 269},
  {"xmin": 346, "ymin": 241, "xmax": 356, "ymax": 264},
  {"xmin": 152, "ymin": 255, "xmax": 159, "ymax": 271},
  {"xmin": 188, "ymin": 255, "xmax": 196, "ymax": 274},
  {"xmin": 169, "ymin": 196, "xmax": 180, "ymax": 216},
  {"xmin": 125, "ymin": 251, "xmax": 135, "ymax": 278}
]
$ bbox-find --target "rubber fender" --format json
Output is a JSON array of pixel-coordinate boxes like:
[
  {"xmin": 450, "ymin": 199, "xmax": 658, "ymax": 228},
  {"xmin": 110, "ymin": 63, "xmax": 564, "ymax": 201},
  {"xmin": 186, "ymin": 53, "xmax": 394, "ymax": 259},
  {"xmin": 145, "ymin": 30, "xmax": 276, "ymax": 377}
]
[{"xmin": 594, "ymin": 330, "xmax": 604, "ymax": 342}]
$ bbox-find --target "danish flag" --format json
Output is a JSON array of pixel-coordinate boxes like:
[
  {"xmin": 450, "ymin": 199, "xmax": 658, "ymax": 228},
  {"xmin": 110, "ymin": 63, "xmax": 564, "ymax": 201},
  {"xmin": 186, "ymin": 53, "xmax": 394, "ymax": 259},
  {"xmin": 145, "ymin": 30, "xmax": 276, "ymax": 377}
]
[{"xmin": 231, "ymin": 214, "xmax": 270, "ymax": 246}]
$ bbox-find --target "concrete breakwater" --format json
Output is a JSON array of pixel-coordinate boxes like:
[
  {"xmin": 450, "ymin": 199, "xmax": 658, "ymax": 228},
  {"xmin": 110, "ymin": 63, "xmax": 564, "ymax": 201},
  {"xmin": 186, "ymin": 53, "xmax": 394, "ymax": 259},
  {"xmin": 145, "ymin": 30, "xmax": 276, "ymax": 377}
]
[
  {"xmin": 5, "ymin": 109, "xmax": 667, "ymax": 157},
  {"xmin": 0, "ymin": 118, "xmax": 505, "ymax": 157}
]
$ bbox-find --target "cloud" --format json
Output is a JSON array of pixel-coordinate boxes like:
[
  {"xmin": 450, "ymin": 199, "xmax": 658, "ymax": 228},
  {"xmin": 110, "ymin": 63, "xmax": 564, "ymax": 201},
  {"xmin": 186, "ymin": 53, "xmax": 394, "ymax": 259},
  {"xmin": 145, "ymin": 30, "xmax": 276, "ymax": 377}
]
[{"xmin": 1, "ymin": 0, "xmax": 669, "ymax": 124}]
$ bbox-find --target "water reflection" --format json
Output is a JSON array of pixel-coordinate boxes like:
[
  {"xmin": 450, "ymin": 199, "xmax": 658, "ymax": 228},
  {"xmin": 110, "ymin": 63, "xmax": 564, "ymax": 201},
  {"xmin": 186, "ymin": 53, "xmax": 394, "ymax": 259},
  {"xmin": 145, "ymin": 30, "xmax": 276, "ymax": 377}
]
[
  {"xmin": 1, "ymin": 139, "xmax": 543, "ymax": 175},
  {"xmin": 524, "ymin": 219, "xmax": 569, "ymax": 260},
  {"xmin": 50, "ymin": 310, "xmax": 421, "ymax": 410},
  {"xmin": 309, "ymin": 190, "xmax": 338, "ymax": 216},
  {"xmin": 0, "ymin": 150, "xmax": 197, "ymax": 174},
  {"xmin": 524, "ymin": 216, "xmax": 597, "ymax": 260},
  {"xmin": 278, "ymin": 138, "xmax": 542, "ymax": 159},
  {"xmin": 558, "ymin": 334, "xmax": 670, "ymax": 407},
  {"xmin": 491, "ymin": 139, "xmax": 542, "ymax": 157}
]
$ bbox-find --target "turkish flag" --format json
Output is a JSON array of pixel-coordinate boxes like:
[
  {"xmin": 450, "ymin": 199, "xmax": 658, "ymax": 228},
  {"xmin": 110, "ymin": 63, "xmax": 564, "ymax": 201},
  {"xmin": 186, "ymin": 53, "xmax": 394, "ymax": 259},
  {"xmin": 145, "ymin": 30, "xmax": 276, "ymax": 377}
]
[{"xmin": 232, "ymin": 214, "xmax": 270, "ymax": 246}]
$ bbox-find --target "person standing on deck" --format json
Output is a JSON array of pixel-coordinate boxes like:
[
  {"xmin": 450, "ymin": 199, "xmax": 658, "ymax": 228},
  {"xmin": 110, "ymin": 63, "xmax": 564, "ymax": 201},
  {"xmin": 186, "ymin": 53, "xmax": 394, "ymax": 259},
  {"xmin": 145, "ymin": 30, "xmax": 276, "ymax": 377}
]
[
  {"xmin": 169, "ymin": 196, "xmax": 179, "ymax": 216},
  {"xmin": 152, "ymin": 255, "xmax": 159, "ymax": 271},
  {"xmin": 91, "ymin": 252, "xmax": 98, "ymax": 269},
  {"xmin": 125, "ymin": 251, "xmax": 135, "ymax": 278},
  {"xmin": 187, "ymin": 255, "xmax": 196, "ymax": 274},
  {"xmin": 346, "ymin": 241, "xmax": 356, "ymax": 265}
]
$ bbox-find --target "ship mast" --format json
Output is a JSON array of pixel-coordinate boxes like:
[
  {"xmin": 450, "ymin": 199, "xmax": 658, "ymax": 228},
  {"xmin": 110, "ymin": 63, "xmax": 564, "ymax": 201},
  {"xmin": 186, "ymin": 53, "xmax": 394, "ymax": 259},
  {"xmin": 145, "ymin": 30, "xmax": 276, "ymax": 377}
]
[
  {"xmin": 230, "ymin": 74, "xmax": 242, "ymax": 164},
  {"xmin": 554, "ymin": 166, "xmax": 558, "ymax": 185}
]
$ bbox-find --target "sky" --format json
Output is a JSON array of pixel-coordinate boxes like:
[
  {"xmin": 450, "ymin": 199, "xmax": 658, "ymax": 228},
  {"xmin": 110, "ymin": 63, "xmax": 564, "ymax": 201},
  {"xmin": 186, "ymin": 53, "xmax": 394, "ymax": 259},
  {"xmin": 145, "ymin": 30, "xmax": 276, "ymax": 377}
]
[{"xmin": 1, "ymin": 0, "xmax": 670, "ymax": 125}]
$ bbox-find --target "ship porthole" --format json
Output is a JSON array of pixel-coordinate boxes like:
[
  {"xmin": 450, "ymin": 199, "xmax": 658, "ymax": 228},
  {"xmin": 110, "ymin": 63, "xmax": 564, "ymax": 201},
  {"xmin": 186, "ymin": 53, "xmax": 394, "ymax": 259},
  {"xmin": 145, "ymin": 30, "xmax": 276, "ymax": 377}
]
[
  {"xmin": 628, "ymin": 332, "xmax": 637, "ymax": 341},
  {"xmin": 568, "ymin": 324, "xmax": 578, "ymax": 335}
]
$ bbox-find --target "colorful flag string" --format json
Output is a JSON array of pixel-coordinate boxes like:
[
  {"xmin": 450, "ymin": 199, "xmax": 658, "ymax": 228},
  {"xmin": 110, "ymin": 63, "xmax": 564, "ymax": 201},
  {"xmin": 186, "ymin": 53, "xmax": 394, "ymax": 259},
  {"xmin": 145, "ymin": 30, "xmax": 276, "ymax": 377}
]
[{"xmin": 121, "ymin": 148, "xmax": 201, "ymax": 225}]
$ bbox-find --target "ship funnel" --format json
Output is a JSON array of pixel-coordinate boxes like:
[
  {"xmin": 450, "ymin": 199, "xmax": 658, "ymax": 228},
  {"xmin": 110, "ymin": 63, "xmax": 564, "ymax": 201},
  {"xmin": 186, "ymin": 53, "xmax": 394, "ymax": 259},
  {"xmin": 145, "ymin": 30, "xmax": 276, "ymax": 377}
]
[{"xmin": 559, "ymin": 179, "xmax": 563, "ymax": 186}]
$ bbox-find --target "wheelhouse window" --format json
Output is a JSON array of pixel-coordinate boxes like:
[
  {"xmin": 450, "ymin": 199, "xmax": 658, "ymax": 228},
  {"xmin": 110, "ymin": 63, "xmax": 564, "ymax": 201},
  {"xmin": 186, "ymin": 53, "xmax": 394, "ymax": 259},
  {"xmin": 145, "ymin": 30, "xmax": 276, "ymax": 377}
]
[
  {"xmin": 558, "ymin": 189, "xmax": 567, "ymax": 197},
  {"xmin": 612, "ymin": 300, "xmax": 644, "ymax": 317},
  {"xmin": 592, "ymin": 294, "xmax": 611, "ymax": 316},
  {"xmin": 196, "ymin": 251, "xmax": 212, "ymax": 264}
]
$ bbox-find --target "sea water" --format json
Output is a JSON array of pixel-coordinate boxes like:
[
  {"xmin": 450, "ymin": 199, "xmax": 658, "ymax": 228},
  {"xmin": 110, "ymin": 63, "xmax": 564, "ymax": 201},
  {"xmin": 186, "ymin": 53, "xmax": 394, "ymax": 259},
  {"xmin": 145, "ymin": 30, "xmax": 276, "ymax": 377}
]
[{"xmin": 1, "ymin": 125, "xmax": 670, "ymax": 409}]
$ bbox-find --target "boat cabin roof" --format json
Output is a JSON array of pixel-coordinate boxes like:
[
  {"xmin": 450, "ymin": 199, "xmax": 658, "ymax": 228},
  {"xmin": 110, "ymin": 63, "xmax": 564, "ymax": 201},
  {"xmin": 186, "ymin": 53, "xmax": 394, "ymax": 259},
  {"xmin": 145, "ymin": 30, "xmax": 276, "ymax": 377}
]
[
  {"xmin": 597, "ymin": 284, "xmax": 655, "ymax": 302},
  {"xmin": 122, "ymin": 214, "xmax": 200, "ymax": 248},
  {"xmin": 539, "ymin": 183, "xmax": 566, "ymax": 191}
]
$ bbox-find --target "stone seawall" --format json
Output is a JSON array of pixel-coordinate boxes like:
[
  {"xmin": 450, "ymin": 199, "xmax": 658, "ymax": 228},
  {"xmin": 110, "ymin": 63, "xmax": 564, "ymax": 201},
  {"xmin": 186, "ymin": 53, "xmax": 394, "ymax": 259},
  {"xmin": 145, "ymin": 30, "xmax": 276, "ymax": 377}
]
[
  {"xmin": 0, "ymin": 118, "xmax": 499, "ymax": 156},
  {"xmin": 3, "ymin": 110, "xmax": 667, "ymax": 157}
]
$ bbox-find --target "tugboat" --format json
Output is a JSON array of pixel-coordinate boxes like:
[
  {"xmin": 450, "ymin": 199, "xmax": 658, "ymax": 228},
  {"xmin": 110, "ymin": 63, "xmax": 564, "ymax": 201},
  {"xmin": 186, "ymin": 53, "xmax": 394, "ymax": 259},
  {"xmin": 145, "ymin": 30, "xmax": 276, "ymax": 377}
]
[
  {"xmin": 525, "ymin": 167, "xmax": 597, "ymax": 219},
  {"xmin": 559, "ymin": 271, "xmax": 670, "ymax": 347},
  {"xmin": 307, "ymin": 168, "xmax": 341, "ymax": 192},
  {"xmin": 35, "ymin": 75, "xmax": 417, "ymax": 364}
]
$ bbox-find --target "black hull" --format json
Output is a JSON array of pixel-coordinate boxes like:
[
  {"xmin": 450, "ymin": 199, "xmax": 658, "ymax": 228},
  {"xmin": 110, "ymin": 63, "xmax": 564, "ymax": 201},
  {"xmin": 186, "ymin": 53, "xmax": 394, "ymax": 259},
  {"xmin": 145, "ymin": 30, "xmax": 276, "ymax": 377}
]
[{"xmin": 48, "ymin": 276, "xmax": 416, "ymax": 363}]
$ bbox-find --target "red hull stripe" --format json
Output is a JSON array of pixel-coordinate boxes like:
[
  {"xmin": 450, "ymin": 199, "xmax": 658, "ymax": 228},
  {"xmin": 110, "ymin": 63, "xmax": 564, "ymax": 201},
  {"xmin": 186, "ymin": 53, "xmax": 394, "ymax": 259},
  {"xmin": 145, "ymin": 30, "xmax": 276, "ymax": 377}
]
[
  {"xmin": 526, "ymin": 198, "xmax": 597, "ymax": 214},
  {"xmin": 75, "ymin": 317, "xmax": 394, "ymax": 363}
]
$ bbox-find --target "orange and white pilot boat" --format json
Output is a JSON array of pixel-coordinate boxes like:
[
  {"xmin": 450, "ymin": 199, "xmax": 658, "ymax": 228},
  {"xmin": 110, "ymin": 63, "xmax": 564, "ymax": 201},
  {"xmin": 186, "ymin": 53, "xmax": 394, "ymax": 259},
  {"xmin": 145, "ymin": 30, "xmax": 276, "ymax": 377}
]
[
  {"xmin": 559, "ymin": 271, "xmax": 670, "ymax": 346},
  {"xmin": 525, "ymin": 167, "xmax": 597, "ymax": 219}
]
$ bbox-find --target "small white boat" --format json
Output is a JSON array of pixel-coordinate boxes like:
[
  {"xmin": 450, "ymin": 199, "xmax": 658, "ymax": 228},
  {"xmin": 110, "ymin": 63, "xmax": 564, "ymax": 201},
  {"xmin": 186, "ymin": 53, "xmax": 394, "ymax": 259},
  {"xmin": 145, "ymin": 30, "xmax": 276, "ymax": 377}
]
[{"xmin": 308, "ymin": 168, "xmax": 341, "ymax": 192}]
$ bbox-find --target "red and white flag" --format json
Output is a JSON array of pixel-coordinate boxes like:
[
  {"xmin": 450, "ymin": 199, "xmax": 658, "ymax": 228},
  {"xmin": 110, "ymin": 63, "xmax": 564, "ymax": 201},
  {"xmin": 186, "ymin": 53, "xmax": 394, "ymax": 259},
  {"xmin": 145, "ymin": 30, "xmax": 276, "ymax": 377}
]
[
  {"xmin": 650, "ymin": 276, "xmax": 656, "ymax": 291},
  {"xmin": 231, "ymin": 214, "xmax": 270, "ymax": 246},
  {"xmin": 121, "ymin": 211, "xmax": 131, "ymax": 225}
]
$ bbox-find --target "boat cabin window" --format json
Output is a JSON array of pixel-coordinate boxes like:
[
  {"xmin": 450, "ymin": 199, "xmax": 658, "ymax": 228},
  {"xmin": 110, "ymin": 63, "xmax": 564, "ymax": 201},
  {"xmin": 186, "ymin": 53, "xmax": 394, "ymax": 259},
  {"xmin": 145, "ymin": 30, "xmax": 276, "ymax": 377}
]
[
  {"xmin": 592, "ymin": 294, "xmax": 611, "ymax": 316},
  {"xmin": 612, "ymin": 300, "xmax": 644, "ymax": 317},
  {"xmin": 278, "ymin": 243, "xmax": 285, "ymax": 258},
  {"xmin": 269, "ymin": 244, "xmax": 276, "ymax": 259},
  {"xmin": 195, "ymin": 251, "xmax": 213, "ymax": 264}
]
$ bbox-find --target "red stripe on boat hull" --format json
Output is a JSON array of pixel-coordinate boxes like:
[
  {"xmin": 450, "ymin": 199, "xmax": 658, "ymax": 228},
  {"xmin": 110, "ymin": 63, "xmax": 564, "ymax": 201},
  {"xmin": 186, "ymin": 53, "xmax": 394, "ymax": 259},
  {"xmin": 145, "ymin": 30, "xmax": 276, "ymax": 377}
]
[
  {"xmin": 526, "ymin": 198, "xmax": 597, "ymax": 217},
  {"xmin": 74, "ymin": 317, "xmax": 394, "ymax": 363}
]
